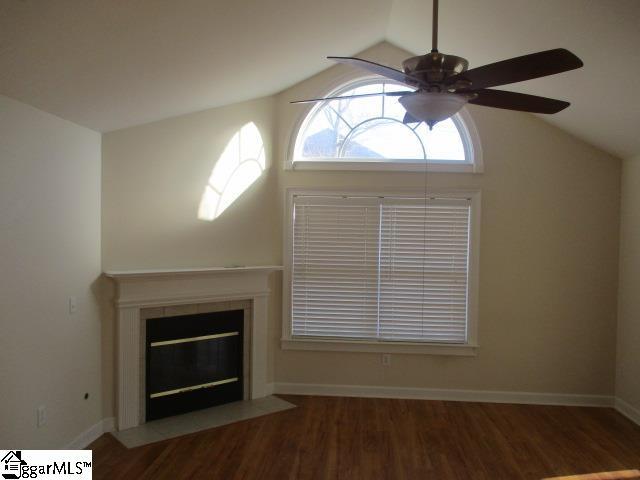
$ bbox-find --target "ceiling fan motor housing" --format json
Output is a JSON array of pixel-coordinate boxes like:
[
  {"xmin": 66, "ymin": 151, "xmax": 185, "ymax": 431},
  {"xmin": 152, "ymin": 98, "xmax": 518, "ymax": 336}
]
[{"xmin": 402, "ymin": 52, "xmax": 469, "ymax": 88}]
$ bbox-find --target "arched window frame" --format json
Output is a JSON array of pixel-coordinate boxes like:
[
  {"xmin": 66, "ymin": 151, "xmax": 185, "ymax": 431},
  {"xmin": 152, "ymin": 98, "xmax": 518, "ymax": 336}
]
[{"xmin": 287, "ymin": 75, "xmax": 483, "ymax": 173}]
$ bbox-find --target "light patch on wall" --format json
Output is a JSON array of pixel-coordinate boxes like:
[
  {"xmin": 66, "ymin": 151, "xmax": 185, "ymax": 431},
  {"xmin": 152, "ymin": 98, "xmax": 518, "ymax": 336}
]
[{"xmin": 198, "ymin": 122, "xmax": 265, "ymax": 221}]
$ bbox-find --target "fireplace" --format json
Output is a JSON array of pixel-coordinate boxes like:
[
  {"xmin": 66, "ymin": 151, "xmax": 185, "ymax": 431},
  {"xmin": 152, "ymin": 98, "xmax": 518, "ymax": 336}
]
[
  {"xmin": 146, "ymin": 309, "xmax": 244, "ymax": 421},
  {"xmin": 105, "ymin": 265, "xmax": 282, "ymax": 430}
]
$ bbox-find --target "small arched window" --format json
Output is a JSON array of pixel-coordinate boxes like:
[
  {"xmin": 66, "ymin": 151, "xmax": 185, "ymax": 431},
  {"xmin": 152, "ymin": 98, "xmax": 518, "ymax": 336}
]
[{"xmin": 290, "ymin": 78, "xmax": 481, "ymax": 172}]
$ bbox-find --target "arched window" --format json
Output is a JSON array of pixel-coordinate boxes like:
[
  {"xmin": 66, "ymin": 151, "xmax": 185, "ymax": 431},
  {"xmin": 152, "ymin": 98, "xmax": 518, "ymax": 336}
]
[{"xmin": 290, "ymin": 78, "xmax": 481, "ymax": 172}]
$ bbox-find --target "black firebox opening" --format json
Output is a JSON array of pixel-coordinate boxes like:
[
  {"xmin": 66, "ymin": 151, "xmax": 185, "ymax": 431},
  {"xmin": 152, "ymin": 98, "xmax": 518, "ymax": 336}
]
[{"xmin": 146, "ymin": 309, "xmax": 244, "ymax": 421}]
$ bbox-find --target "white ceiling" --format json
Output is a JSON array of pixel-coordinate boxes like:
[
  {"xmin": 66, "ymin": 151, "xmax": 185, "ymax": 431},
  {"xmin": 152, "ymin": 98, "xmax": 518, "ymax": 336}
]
[
  {"xmin": 0, "ymin": 0, "xmax": 390, "ymax": 131},
  {"xmin": 1, "ymin": 0, "xmax": 639, "ymax": 158}
]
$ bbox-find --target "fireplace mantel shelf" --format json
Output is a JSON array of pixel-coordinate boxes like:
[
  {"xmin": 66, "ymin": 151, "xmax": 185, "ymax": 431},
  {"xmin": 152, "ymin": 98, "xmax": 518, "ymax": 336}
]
[{"xmin": 105, "ymin": 265, "xmax": 283, "ymax": 279}]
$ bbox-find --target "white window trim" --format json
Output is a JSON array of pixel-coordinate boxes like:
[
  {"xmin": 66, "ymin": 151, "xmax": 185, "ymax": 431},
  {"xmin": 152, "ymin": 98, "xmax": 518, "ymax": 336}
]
[
  {"xmin": 285, "ymin": 75, "xmax": 484, "ymax": 173},
  {"xmin": 281, "ymin": 187, "xmax": 481, "ymax": 356}
]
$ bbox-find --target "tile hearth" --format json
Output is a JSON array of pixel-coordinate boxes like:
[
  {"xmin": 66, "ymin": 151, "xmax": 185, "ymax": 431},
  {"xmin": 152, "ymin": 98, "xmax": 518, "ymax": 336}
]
[{"xmin": 111, "ymin": 395, "xmax": 295, "ymax": 449}]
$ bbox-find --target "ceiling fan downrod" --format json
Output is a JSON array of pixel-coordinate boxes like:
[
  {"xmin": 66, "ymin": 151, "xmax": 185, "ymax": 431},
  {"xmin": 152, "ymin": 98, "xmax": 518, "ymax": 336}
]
[{"xmin": 431, "ymin": 0, "xmax": 439, "ymax": 53}]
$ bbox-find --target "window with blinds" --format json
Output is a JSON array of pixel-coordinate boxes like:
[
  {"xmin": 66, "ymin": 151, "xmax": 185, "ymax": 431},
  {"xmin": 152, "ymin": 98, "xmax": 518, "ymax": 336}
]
[{"xmin": 291, "ymin": 195, "xmax": 472, "ymax": 344}]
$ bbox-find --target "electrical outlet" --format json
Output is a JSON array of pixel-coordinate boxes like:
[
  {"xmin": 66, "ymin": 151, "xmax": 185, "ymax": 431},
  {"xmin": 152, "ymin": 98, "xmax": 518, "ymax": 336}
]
[
  {"xmin": 382, "ymin": 354, "xmax": 391, "ymax": 366},
  {"xmin": 68, "ymin": 296, "xmax": 77, "ymax": 314},
  {"xmin": 36, "ymin": 406, "xmax": 46, "ymax": 428}
]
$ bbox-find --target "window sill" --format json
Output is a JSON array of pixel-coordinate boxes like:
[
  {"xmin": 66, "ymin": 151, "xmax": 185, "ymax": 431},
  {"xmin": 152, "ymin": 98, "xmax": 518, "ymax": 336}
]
[
  {"xmin": 281, "ymin": 337, "xmax": 478, "ymax": 356},
  {"xmin": 288, "ymin": 159, "xmax": 481, "ymax": 174}
]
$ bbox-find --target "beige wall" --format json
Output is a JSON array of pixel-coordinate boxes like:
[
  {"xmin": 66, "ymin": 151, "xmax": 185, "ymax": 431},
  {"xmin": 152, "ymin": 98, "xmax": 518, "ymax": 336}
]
[
  {"xmin": 101, "ymin": 42, "xmax": 622, "ymax": 419},
  {"xmin": 616, "ymin": 155, "xmax": 640, "ymax": 412},
  {"xmin": 102, "ymin": 97, "xmax": 278, "ymax": 270},
  {"xmin": 0, "ymin": 95, "xmax": 102, "ymax": 448},
  {"xmin": 273, "ymin": 42, "xmax": 621, "ymax": 395}
]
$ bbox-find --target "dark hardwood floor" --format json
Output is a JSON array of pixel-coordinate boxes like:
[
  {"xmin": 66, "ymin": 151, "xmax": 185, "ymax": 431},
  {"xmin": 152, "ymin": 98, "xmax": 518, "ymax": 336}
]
[{"xmin": 90, "ymin": 395, "xmax": 640, "ymax": 480}]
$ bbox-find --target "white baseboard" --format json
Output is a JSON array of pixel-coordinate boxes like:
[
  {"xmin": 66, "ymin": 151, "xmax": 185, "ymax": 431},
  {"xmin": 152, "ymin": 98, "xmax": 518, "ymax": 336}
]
[
  {"xmin": 264, "ymin": 382, "xmax": 275, "ymax": 395},
  {"xmin": 615, "ymin": 397, "xmax": 640, "ymax": 426},
  {"xmin": 273, "ymin": 382, "xmax": 614, "ymax": 408},
  {"xmin": 102, "ymin": 417, "xmax": 116, "ymax": 433},
  {"xmin": 65, "ymin": 417, "xmax": 116, "ymax": 450},
  {"xmin": 63, "ymin": 389, "xmax": 623, "ymax": 449}
]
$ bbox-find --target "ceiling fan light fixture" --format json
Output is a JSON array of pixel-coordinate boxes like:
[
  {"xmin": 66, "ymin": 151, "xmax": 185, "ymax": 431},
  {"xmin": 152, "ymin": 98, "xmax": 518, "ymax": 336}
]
[{"xmin": 399, "ymin": 92, "xmax": 469, "ymax": 129}]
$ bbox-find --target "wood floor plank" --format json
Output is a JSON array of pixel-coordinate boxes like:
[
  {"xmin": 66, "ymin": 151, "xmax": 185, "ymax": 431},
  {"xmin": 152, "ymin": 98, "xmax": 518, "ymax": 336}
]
[{"xmin": 89, "ymin": 396, "xmax": 640, "ymax": 480}]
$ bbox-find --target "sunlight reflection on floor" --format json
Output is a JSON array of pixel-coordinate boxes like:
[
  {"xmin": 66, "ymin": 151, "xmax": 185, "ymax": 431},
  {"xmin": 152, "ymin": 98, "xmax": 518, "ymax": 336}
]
[{"xmin": 543, "ymin": 469, "xmax": 640, "ymax": 480}]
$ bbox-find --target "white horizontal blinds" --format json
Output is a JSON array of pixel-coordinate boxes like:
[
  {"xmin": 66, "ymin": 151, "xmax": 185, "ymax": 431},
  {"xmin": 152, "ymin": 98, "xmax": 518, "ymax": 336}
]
[
  {"xmin": 379, "ymin": 200, "xmax": 470, "ymax": 343},
  {"xmin": 292, "ymin": 197, "xmax": 380, "ymax": 338}
]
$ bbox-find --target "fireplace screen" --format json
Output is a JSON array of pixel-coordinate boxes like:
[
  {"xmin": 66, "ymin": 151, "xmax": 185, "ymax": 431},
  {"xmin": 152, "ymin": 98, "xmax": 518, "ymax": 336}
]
[{"xmin": 146, "ymin": 309, "xmax": 244, "ymax": 421}]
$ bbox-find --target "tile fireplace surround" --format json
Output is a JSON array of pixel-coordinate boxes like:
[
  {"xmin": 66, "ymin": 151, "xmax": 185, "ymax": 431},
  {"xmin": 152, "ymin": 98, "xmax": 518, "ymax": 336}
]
[{"xmin": 105, "ymin": 266, "xmax": 282, "ymax": 431}]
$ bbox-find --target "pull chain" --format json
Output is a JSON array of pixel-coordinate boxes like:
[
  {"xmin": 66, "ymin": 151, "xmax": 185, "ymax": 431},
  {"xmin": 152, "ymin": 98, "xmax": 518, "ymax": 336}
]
[{"xmin": 421, "ymin": 147, "xmax": 429, "ymax": 337}]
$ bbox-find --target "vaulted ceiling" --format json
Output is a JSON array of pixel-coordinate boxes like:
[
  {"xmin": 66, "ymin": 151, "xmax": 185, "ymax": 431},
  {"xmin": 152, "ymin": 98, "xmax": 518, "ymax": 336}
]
[{"xmin": 1, "ymin": 0, "xmax": 639, "ymax": 158}]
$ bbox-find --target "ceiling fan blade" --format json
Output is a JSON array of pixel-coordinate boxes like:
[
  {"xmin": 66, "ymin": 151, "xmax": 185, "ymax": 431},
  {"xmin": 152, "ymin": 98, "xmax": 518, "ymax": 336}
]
[
  {"xmin": 403, "ymin": 112, "xmax": 420, "ymax": 124},
  {"xmin": 328, "ymin": 56, "xmax": 428, "ymax": 87},
  {"xmin": 468, "ymin": 89, "xmax": 570, "ymax": 113},
  {"xmin": 449, "ymin": 49, "xmax": 583, "ymax": 89},
  {"xmin": 290, "ymin": 91, "xmax": 406, "ymax": 104}
]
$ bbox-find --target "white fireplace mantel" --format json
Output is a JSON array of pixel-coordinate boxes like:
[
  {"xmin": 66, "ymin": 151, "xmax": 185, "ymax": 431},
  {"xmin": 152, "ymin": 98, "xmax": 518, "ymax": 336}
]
[{"xmin": 105, "ymin": 265, "xmax": 282, "ymax": 430}]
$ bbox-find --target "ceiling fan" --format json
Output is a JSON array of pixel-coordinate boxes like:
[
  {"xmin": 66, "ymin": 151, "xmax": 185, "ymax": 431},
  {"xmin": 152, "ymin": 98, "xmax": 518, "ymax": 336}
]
[{"xmin": 292, "ymin": 0, "xmax": 583, "ymax": 129}]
